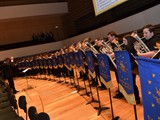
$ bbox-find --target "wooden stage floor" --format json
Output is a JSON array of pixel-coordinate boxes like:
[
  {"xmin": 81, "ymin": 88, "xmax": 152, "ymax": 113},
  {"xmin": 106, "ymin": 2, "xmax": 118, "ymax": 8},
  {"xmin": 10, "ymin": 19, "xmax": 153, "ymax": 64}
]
[{"xmin": 14, "ymin": 71, "xmax": 144, "ymax": 120}]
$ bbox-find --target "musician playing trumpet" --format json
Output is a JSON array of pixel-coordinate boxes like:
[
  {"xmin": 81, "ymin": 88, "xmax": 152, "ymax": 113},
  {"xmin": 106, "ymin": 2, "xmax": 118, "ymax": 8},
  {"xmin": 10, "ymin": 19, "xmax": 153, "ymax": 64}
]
[
  {"xmin": 93, "ymin": 32, "xmax": 124, "ymax": 98},
  {"xmin": 122, "ymin": 35, "xmax": 141, "ymax": 104},
  {"xmin": 132, "ymin": 24, "xmax": 159, "ymax": 58},
  {"xmin": 106, "ymin": 31, "xmax": 125, "ymax": 99},
  {"xmin": 108, "ymin": 31, "xmax": 123, "ymax": 51}
]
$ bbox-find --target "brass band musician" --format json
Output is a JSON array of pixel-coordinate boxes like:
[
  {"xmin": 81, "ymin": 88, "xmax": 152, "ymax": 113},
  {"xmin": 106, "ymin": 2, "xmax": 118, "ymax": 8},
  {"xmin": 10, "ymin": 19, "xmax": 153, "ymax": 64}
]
[
  {"xmin": 133, "ymin": 24, "xmax": 159, "ymax": 58},
  {"xmin": 107, "ymin": 31, "xmax": 124, "ymax": 99},
  {"xmin": 82, "ymin": 38, "xmax": 99, "ymax": 87},
  {"xmin": 122, "ymin": 35, "xmax": 141, "ymax": 103}
]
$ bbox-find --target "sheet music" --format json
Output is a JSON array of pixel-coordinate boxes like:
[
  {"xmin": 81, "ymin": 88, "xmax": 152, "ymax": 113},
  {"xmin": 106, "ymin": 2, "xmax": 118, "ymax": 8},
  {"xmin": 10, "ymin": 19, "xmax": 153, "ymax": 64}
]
[{"xmin": 22, "ymin": 68, "xmax": 31, "ymax": 73}]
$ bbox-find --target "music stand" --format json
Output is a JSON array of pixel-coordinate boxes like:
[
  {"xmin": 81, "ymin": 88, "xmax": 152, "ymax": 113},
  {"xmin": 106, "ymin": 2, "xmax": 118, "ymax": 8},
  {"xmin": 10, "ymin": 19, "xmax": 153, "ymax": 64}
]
[{"xmin": 22, "ymin": 68, "xmax": 35, "ymax": 91}]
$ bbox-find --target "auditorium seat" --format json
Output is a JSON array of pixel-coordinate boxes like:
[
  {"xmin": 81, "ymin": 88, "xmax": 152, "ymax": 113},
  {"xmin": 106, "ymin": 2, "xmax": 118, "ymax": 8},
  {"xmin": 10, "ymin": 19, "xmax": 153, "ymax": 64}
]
[
  {"xmin": 18, "ymin": 95, "xmax": 27, "ymax": 120},
  {"xmin": 37, "ymin": 112, "xmax": 50, "ymax": 120},
  {"xmin": 28, "ymin": 106, "xmax": 38, "ymax": 120}
]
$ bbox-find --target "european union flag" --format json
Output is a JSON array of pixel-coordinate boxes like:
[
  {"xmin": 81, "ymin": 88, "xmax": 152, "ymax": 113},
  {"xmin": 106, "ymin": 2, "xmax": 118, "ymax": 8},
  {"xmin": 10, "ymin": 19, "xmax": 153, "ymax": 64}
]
[
  {"xmin": 68, "ymin": 52, "xmax": 75, "ymax": 69},
  {"xmin": 85, "ymin": 51, "xmax": 96, "ymax": 78},
  {"xmin": 136, "ymin": 57, "xmax": 160, "ymax": 120},
  {"xmin": 51, "ymin": 57, "xmax": 57, "ymax": 67},
  {"xmin": 47, "ymin": 57, "xmax": 53, "ymax": 69},
  {"xmin": 74, "ymin": 52, "xmax": 80, "ymax": 68},
  {"xmin": 65, "ymin": 53, "xmax": 72, "ymax": 71},
  {"xmin": 97, "ymin": 54, "xmax": 113, "ymax": 88},
  {"xmin": 39, "ymin": 58, "xmax": 44, "ymax": 69},
  {"xmin": 114, "ymin": 51, "xmax": 136, "ymax": 104},
  {"xmin": 62, "ymin": 53, "xmax": 68, "ymax": 69},
  {"xmin": 32, "ymin": 60, "xmax": 36, "ymax": 69},
  {"xmin": 35, "ymin": 59, "xmax": 39, "ymax": 69},
  {"xmin": 57, "ymin": 55, "xmax": 63, "ymax": 68},
  {"xmin": 43, "ymin": 58, "xmax": 48, "ymax": 69},
  {"xmin": 78, "ymin": 50, "xmax": 85, "ymax": 73}
]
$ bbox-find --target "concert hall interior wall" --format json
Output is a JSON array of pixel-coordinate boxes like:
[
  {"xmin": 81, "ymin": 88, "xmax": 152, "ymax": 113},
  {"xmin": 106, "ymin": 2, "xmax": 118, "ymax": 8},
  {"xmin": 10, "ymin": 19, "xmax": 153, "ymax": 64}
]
[{"xmin": 0, "ymin": 0, "xmax": 160, "ymax": 60}]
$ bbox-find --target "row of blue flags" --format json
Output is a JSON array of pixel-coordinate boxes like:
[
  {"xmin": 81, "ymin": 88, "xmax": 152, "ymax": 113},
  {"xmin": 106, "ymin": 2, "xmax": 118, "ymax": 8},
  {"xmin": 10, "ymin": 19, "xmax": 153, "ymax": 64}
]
[
  {"xmin": 84, "ymin": 50, "xmax": 160, "ymax": 119},
  {"xmin": 27, "ymin": 49, "xmax": 159, "ymax": 119}
]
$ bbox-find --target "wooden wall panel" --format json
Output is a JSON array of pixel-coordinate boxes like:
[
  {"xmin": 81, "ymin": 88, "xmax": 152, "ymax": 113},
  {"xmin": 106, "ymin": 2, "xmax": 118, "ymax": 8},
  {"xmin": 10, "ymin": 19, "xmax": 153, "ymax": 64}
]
[
  {"xmin": 62, "ymin": 0, "xmax": 93, "ymax": 38},
  {"xmin": 0, "ymin": 14, "xmax": 64, "ymax": 45},
  {"xmin": 0, "ymin": 0, "xmax": 159, "ymax": 46},
  {"xmin": 0, "ymin": 0, "xmax": 66, "ymax": 7}
]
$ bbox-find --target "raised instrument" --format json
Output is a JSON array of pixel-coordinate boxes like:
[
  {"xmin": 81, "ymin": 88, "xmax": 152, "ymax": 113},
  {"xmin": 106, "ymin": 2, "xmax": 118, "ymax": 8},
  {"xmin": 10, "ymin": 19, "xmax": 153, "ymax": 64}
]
[
  {"xmin": 111, "ymin": 38, "xmax": 123, "ymax": 51},
  {"xmin": 152, "ymin": 43, "xmax": 160, "ymax": 59},
  {"xmin": 86, "ymin": 42, "xmax": 99, "ymax": 54},
  {"xmin": 101, "ymin": 40, "xmax": 113, "ymax": 53},
  {"xmin": 98, "ymin": 41, "xmax": 117, "ymax": 69},
  {"xmin": 132, "ymin": 33, "xmax": 150, "ymax": 53}
]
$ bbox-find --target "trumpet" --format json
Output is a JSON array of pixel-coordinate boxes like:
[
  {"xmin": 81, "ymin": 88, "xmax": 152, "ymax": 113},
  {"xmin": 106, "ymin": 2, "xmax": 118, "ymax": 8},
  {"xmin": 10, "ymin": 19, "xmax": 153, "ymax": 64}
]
[{"xmin": 132, "ymin": 33, "xmax": 150, "ymax": 53}]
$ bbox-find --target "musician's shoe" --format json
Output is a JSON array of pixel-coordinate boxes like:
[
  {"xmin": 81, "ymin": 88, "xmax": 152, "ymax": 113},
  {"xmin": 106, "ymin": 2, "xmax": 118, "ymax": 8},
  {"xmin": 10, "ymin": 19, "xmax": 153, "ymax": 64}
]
[
  {"xmin": 136, "ymin": 99, "xmax": 141, "ymax": 104},
  {"xmin": 113, "ymin": 92, "xmax": 124, "ymax": 99},
  {"xmin": 90, "ymin": 82, "xmax": 98, "ymax": 87},
  {"xmin": 82, "ymin": 77, "xmax": 88, "ymax": 81},
  {"xmin": 14, "ymin": 90, "xmax": 19, "ymax": 94},
  {"xmin": 115, "ymin": 89, "xmax": 119, "ymax": 93},
  {"xmin": 98, "ymin": 86, "xmax": 107, "ymax": 90}
]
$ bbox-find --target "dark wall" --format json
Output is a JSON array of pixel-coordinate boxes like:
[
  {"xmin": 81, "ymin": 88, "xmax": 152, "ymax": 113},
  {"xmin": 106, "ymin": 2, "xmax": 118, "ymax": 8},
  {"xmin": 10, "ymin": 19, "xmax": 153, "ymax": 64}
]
[
  {"xmin": 0, "ymin": 0, "xmax": 66, "ymax": 7},
  {"xmin": 63, "ymin": 0, "xmax": 160, "ymax": 38}
]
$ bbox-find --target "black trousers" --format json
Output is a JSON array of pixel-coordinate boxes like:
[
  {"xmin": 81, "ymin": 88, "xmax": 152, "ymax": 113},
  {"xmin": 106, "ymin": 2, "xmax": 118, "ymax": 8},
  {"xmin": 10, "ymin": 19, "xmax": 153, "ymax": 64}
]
[
  {"xmin": 7, "ymin": 76, "xmax": 16, "ymax": 92},
  {"xmin": 133, "ymin": 74, "xmax": 140, "ymax": 100}
]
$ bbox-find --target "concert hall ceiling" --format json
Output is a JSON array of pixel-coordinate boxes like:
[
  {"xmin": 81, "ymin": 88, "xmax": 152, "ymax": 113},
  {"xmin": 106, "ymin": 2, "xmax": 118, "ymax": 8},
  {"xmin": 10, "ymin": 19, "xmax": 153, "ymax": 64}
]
[{"xmin": 0, "ymin": 0, "xmax": 66, "ymax": 7}]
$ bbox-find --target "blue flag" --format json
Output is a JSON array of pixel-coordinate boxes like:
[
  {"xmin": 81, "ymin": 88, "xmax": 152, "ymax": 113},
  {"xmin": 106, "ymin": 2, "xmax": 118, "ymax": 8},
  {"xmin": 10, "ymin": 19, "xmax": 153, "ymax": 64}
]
[
  {"xmin": 43, "ymin": 58, "xmax": 48, "ymax": 69},
  {"xmin": 65, "ymin": 53, "xmax": 72, "ymax": 71},
  {"xmin": 68, "ymin": 52, "xmax": 75, "ymax": 69},
  {"xmin": 47, "ymin": 57, "xmax": 53, "ymax": 69},
  {"xmin": 62, "ymin": 54, "xmax": 67, "ymax": 65},
  {"xmin": 51, "ymin": 57, "xmax": 57, "ymax": 67},
  {"xmin": 57, "ymin": 55, "xmax": 63, "ymax": 68},
  {"xmin": 85, "ymin": 51, "xmax": 96, "ymax": 78},
  {"xmin": 35, "ymin": 59, "xmax": 39, "ymax": 69},
  {"xmin": 78, "ymin": 50, "xmax": 85, "ymax": 73},
  {"xmin": 39, "ymin": 58, "xmax": 44, "ymax": 69},
  {"xmin": 97, "ymin": 54, "xmax": 113, "ymax": 88},
  {"xmin": 114, "ymin": 51, "xmax": 136, "ymax": 104},
  {"xmin": 74, "ymin": 52, "xmax": 80, "ymax": 68},
  {"xmin": 136, "ymin": 57, "xmax": 160, "ymax": 120}
]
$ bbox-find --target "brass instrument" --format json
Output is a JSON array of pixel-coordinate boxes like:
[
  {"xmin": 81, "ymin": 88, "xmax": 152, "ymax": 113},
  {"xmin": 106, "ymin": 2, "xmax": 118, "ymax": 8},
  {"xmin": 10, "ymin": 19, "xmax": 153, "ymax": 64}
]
[
  {"xmin": 132, "ymin": 33, "xmax": 150, "ymax": 53},
  {"xmin": 86, "ymin": 42, "xmax": 99, "ymax": 54},
  {"xmin": 111, "ymin": 38, "xmax": 123, "ymax": 51},
  {"xmin": 98, "ymin": 41, "xmax": 117, "ymax": 69},
  {"xmin": 152, "ymin": 44, "xmax": 160, "ymax": 59},
  {"xmin": 79, "ymin": 46, "xmax": 86, "ymax": 54},
  {"xmin": 101, "ymin": 40, "xmax": 113, "ymax": 53},
  {"xmin": 152, "ymin": 50, "xmax": 160, "ymax": 59}
]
